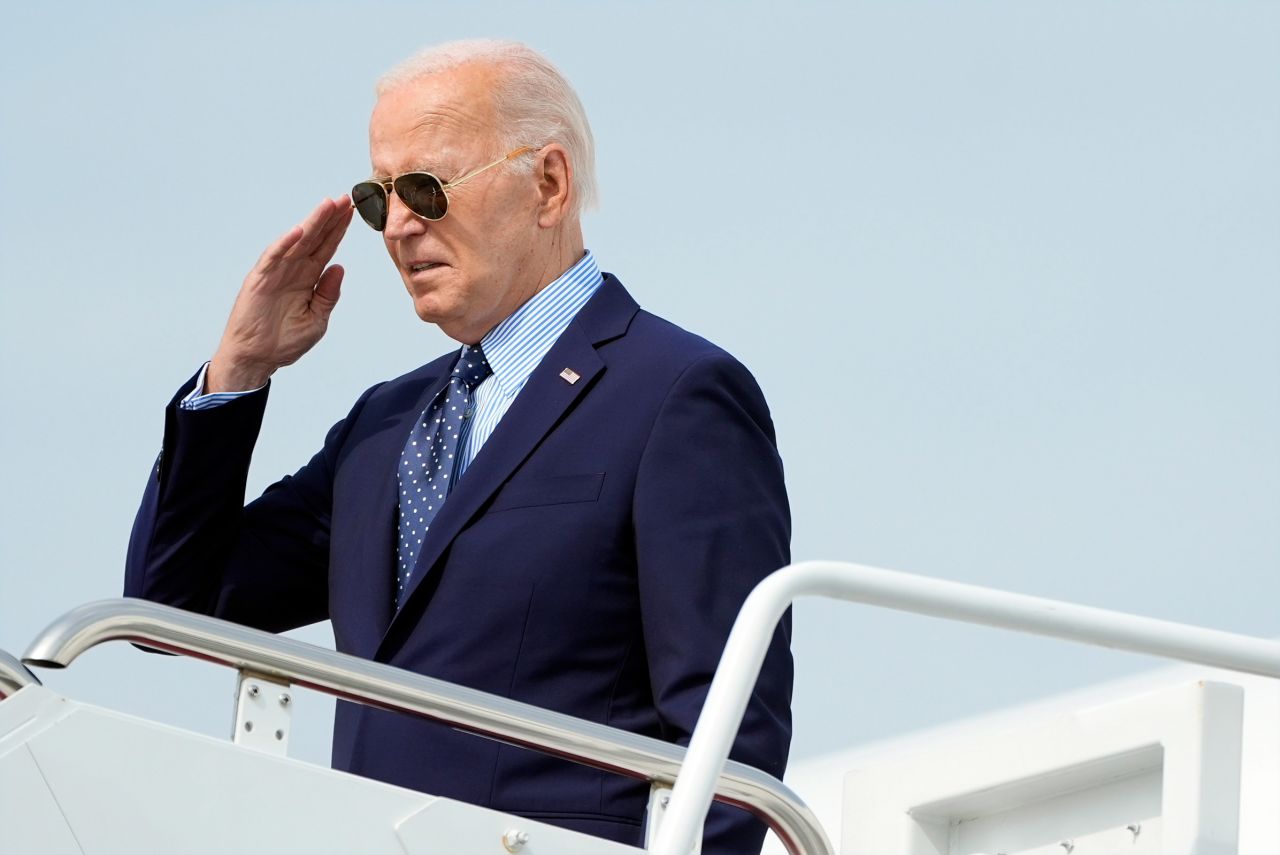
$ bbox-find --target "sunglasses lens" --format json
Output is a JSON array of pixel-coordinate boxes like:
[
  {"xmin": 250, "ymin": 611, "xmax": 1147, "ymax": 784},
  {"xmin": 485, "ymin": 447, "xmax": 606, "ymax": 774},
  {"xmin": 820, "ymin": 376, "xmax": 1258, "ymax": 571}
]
[
  {"xmin": 395, "ymin": 173, "xmax": 448, "ymax": 221},
  {"xmin": 351, "ymin": 182, "xmax": 388, "ymax": 231}
]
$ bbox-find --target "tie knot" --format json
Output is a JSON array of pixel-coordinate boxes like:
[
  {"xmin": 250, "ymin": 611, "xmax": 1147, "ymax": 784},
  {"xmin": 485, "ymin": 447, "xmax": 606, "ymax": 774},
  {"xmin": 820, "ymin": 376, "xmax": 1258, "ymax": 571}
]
[{"xmin": 452, "ymin": 345, "xmax": 492, "ymax": 391}]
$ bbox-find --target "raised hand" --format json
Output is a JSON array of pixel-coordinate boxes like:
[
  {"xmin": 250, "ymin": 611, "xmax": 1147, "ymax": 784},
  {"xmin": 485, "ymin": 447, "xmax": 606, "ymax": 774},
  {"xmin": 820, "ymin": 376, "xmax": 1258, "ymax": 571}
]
[{"xmin": 206, "ymin": 197, "xmax": 355, "ymax": 393}]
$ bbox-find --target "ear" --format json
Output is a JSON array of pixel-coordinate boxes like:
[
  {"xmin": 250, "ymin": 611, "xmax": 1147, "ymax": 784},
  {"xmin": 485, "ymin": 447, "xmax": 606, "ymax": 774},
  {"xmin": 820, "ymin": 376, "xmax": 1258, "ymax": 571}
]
[{"xmin": 534, "ymin": 144, "xmax": 574, "ymax": 228}]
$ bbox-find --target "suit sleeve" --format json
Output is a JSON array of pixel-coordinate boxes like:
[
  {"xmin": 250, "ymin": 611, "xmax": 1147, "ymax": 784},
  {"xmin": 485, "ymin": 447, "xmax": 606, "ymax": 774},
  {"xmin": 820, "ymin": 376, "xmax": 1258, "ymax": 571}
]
[
  {"xmin": 125, "ymin": 371, "xmax": 378, "ymax": 633},
  {"xmin": 633, "ymin": 352, "xmax": 793, "ymax": 855}
]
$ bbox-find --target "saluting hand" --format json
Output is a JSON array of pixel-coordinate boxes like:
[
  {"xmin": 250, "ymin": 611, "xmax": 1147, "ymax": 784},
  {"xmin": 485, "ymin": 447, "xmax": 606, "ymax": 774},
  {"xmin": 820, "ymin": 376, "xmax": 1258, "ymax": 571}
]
[{"xmin": 206, "ymin": 197, "xmax": 355, "ymax": 393}]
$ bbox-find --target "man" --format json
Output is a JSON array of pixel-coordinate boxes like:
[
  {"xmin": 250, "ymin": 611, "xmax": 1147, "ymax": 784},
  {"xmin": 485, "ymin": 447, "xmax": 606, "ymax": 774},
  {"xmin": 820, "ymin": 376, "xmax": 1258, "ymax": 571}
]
[{"xmin": 126, "ymin": 39, "xmax": 792, "ymax": 854}]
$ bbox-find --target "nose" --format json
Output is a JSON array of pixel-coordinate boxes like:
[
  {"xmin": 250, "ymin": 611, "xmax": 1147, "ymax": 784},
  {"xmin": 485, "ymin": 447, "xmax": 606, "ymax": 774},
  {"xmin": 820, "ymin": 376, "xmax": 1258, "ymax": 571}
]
[{"xmin": 382, "ymin": 189, "xmax": 428, "ymax": 240}]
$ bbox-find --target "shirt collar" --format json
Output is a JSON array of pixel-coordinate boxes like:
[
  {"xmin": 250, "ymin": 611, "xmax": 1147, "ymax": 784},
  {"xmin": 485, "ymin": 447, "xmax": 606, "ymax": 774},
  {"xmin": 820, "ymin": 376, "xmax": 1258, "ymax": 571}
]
[{"xmin": 475, "ymin": 250, "xmax": 604, "ymax": 398}]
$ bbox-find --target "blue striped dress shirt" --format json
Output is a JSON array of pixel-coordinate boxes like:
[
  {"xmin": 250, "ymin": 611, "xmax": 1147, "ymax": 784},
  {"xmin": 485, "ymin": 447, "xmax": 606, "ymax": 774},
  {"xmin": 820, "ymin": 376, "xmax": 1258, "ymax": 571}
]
[
  {"xmin": 459, "ymin": 250, "xmax": 602, "ymax": 475},
  {"xmin": 182, "ymin": 251, "xmax": 604, "ymax": 480}
]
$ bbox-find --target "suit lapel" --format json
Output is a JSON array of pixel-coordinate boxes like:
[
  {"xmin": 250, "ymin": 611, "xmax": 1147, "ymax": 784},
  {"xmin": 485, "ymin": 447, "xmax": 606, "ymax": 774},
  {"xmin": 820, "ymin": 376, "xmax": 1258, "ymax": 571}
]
[
  {"xmin": 375, "ymin": 275, "xmax": 640, "ymax": 656},
  {"xmin": 338, "ymin": 365, "xmax": 452, "ymax": 657},
  {"xmin": 378, "ymin": 328, "xmax": 601, "ymax": 651}
]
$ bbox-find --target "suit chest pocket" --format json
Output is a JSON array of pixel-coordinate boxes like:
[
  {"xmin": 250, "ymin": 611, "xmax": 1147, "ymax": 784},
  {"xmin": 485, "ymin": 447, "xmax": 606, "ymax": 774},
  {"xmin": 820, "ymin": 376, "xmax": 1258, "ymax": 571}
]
[{"xmin": 488, "ymin": 472, "xmax": 605, "ymax": 513}]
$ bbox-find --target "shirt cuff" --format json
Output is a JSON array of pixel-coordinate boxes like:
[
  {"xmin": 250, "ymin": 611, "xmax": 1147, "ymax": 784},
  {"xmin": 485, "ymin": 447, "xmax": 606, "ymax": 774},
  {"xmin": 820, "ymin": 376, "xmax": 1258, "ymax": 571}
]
[{"xmin": 179, "ymin": 362, "xmax": 268, "ymax": 410}]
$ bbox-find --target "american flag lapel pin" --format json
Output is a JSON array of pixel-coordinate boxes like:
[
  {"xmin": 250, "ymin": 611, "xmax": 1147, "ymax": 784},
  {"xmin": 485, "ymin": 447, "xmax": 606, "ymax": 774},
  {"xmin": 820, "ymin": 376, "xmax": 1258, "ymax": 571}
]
[{"xmin": 559, "ymin": 367, "xmax": 581, "ymax": 385}]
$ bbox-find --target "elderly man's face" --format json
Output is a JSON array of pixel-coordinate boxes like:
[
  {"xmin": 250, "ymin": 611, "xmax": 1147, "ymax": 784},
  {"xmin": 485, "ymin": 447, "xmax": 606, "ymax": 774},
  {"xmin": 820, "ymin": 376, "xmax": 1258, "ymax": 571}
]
[{"xmin": 369, "ymin": 63, "xmax": 544, "ymax": 344}]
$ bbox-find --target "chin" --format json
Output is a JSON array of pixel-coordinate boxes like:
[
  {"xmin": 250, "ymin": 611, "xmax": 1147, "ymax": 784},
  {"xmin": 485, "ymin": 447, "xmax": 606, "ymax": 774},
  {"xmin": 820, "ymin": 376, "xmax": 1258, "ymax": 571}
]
[
  {"xmin": 403, "ymin": 284, "xmax": 443, "ymax": 320},
  {"xmin": 411, "ymin": 302, "xmax": 445, "ymax": 325},
  {"xmin": 409, "ymin": 296, "xmax": 464, "ymax": 334}
]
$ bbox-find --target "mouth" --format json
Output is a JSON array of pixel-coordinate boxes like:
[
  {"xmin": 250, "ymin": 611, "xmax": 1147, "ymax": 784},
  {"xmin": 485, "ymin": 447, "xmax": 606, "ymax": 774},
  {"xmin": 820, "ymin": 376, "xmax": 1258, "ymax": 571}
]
[{"xmin": 408, "ymin": 261, "xmax": 445, "ymax": 274}]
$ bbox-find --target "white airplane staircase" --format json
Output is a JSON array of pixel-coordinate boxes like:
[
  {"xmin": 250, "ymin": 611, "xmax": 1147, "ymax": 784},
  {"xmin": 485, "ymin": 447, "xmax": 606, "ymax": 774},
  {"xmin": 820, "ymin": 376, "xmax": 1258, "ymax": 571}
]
[{"xmin": 3, "ymin": 562, "xmax": 1277, "ymax": 855}]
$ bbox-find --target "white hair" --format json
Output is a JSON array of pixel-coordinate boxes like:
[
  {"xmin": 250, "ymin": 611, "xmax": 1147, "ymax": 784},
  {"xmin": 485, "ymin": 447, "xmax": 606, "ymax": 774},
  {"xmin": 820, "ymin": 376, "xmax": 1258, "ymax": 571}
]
[{"xmin": 377, "ymin": 39, "xmax": 598, "ymax": 215}]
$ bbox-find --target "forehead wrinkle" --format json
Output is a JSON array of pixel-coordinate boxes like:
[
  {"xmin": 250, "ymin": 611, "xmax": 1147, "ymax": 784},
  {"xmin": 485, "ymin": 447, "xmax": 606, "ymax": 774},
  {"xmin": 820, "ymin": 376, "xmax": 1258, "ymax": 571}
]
[
  {"xmin": 369, "ymin": 65, "xmax": 502, "ymax": 176},
  {"xmin": 409, "ymin": 104, "xmax": 498, "ymax": 166},
  {"xmin": 408, "ymin": 100, "xmax": 487, "ymax": 135}
]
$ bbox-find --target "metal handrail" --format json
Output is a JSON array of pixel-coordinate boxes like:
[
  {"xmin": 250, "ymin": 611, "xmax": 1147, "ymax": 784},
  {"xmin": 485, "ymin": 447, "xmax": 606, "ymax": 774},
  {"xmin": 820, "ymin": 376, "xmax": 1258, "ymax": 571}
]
[
  {"xmin": 0, "ymin": 647, "xmax": 41, "ymax": 698},
  {"xmin": 21, "ymin": 598, "xmax": 831, "ymax": 855},
  {"xmin": 652, "ymin": 560, "xmax": 1280, "ymax": 855}
]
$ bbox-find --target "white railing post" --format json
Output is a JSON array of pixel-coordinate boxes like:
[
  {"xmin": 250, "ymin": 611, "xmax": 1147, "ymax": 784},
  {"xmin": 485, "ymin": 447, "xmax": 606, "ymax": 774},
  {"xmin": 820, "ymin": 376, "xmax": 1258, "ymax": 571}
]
[{"xmin": 652, "ymin": 561, "xmax": 1280, "ymax": 855}]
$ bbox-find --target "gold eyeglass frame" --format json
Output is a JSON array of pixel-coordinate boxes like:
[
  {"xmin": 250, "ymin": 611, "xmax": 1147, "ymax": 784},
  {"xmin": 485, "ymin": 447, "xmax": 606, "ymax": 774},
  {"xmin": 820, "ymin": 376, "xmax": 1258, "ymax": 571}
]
[{"xmin": 352, "ymin": 145, "xmax": 535, "ymax": 230}]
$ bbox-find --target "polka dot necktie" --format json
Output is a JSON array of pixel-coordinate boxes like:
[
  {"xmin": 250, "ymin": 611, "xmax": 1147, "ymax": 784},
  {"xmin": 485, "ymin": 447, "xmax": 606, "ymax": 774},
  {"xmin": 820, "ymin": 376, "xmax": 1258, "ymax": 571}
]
[{"xmin": 395, "ymin": 345, "xmax": 492, "ymax": 608}]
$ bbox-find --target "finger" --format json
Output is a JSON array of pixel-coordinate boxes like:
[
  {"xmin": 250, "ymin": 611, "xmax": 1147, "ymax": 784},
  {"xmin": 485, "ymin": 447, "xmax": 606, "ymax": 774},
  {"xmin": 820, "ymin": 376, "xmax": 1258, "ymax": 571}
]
[
  {"xmin": 256, "ymin": 224, "xmax": 304, "ymax": 270},
  {"xmin": 292, "ymin": 197, "xmax": 345, "ymax": 255},
  {"xmin": 310, "ymin": 203, "xmax": 354, "ymax": 267},
  {"xmin": 312, "ymin": 264, "xmax": 344, "ymax": 319},
  {"xmin": 301, "ymin": 196, "xmax": 354, "ymax": 259},
  {"xmin": 257, "ymin": 195, "xmax": 337, "ymax": 269}
]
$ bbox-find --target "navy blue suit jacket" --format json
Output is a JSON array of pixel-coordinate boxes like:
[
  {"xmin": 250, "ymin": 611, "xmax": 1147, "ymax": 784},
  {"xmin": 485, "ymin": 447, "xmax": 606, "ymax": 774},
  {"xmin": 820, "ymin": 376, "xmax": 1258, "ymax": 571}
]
[{"xmin": 126, "ymin": 275, "xmax": 793, "ymax": 852}]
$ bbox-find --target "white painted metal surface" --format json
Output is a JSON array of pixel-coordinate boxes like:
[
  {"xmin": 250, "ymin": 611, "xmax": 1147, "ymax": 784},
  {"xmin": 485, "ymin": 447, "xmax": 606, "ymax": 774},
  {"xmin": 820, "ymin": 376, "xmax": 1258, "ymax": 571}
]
[
  {"xmin": 763, "ymin": 659, "xmax": 1280, "ymax": 855},
  {"xmin": 232, "ymin": 672, "xmax": 293, "ymax": 755},
  {"xmin": 646, "ymin": 785, "xmax": 674, "ymax": 850},
  {"xmin": 395, "ymin": 798, "xmax": 639, "ymax": 854},
  {"xmin": 654, "ymin": 561, "xmax": 1280, "ymax": 855},
  {"xmin": 644, "ymin": 785, "xmax": 703, "ymax": 854},
  {"xmin": 842, "ymin": 681, "xmax": 1243, "ymax": 855},
  {"xmin": 0, "ymin": 684, "xmax": 642, "ymax": 855}
]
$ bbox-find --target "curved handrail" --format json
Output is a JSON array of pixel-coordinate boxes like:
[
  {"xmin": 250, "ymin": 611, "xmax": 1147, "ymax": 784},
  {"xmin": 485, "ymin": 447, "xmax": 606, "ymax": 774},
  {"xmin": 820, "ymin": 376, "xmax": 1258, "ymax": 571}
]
[
  {"xmin": 0, "ymin": 647, "xmax": 41, "ymax": 698},
  {"xmin": 22, "ymin": 598, "xmax": 831, "ymax": 855},
  {"xmin": 652, "ymin": 560, "xmax": 1280, "ymax": 855}
]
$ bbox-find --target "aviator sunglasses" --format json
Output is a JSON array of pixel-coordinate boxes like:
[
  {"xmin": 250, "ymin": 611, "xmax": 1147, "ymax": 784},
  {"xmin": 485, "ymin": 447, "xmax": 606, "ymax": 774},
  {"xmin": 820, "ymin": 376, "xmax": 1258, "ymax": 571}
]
[{"xmin": 351, "ymin": 146, "xmax": 534, "ymax": 231}]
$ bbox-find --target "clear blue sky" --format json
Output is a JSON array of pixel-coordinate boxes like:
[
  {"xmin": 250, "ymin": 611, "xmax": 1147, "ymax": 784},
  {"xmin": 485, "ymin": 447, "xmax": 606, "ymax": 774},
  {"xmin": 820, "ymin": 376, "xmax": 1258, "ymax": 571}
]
[{"xmin": 2, "ymin": 1, "xmax": 1277, "ymax": 775}]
